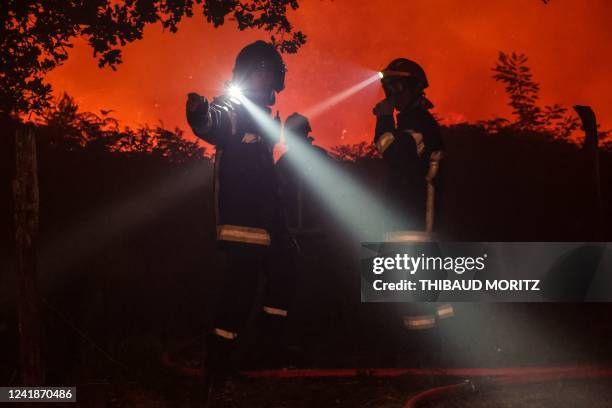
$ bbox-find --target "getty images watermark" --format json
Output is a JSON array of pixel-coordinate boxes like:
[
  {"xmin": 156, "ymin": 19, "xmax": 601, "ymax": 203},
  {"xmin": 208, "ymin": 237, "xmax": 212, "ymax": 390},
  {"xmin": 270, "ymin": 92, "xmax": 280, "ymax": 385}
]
[
  {"xmin": 371, "ymin": 253, "xmax": 540, "ymax": 292},
  {"xmin": 361, "ymin": 242, "xmax": 612, "ymax": 302}
]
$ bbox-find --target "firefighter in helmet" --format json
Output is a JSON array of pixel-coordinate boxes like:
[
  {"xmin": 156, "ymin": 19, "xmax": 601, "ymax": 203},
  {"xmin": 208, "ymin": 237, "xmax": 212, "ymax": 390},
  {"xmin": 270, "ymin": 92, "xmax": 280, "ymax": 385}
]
[
  {"xmin": 276, "ymin": 113, "xmax": 330, "ymax": 233},
  {"xmin": 373, "ymin": 58, "xmax": 453, "ymax": 355},
  {"xmin": 186, "ymin": 41, "xmax": 297, "ymax": 378},
  {"xmin": 374, "ymin": 58, "xmax": 444, "ymax": 234}
]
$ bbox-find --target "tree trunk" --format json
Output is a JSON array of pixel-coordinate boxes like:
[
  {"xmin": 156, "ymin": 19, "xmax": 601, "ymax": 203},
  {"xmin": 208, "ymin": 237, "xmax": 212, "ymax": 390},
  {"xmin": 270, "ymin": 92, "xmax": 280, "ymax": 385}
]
[{"xmin": 13, "ymin": 124, "xmax": 45, "ymax": 385}]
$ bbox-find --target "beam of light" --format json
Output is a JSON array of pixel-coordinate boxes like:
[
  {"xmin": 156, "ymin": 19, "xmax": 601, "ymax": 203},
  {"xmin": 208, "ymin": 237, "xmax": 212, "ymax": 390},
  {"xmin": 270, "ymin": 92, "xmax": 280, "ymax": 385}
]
[
  {"xmin": 37, "ymin": 160, "xmax": 211, "ymax": 283},
  {"xmin": 239, "ymin": 94, "xmax": 411, "ymax": 242},
  {"xmin": 303, "ymin": 73, "xmax": 381, "ymax": 119},
  {"xmin": 244, "ymin": 86, "xmax": 612, "ymax": 376}
]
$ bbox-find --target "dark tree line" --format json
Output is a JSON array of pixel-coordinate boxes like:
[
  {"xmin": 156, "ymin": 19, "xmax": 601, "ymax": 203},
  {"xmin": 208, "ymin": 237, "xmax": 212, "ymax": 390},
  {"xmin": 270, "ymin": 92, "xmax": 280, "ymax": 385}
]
[
  {"xmin": 489, "ymin": 51, "xmax": 579, "ymax": 137},
  {"xmin": 41, "ymin": 94, "xmax": 207, "ymax": 163}
]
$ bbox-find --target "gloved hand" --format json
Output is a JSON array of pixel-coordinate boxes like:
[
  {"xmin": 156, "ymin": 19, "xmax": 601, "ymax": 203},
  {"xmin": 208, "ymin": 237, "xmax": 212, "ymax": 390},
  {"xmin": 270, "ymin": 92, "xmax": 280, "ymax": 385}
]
[
  {"xmin": 372, "ymin": 98, "xmax": 394, "ymax": 116},
  {"xmin": 186, "ymin": 92, "xmax": 209, "ymax": 129}
]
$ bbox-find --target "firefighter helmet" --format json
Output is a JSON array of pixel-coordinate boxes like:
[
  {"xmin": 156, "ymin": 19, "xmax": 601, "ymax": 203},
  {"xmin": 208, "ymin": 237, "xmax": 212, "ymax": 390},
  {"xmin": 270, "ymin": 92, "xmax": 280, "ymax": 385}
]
[
  {"xmin": 233, "ymin": 41, "xmax": 286, "ymax": 92},
  {"xmin": 285, "ymin": 113, "xmax": 312, "ymax": 136},
  {"xmin": 380, "ymin": 58, "xmax": 429, "ymax": 94}
]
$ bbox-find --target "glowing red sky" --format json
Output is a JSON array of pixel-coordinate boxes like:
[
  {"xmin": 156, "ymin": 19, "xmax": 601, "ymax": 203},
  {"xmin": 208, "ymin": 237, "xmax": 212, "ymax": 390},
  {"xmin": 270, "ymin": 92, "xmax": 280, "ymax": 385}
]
[{"xmin": 47, "ymin": 0, "xmax": 611, "ymax": 149}]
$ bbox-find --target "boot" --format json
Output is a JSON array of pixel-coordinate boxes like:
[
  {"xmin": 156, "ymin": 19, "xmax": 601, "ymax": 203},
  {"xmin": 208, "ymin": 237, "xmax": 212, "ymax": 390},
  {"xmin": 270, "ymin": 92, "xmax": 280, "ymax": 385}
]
[{"xmin": 202, "ymin": 332, "xmax": 237, "ymax": 406}]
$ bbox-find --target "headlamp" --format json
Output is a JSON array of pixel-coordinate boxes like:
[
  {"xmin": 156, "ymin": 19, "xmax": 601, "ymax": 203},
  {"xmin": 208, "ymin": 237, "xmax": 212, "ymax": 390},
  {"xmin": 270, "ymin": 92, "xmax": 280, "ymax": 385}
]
[
  {"xmin": 379, "ymin": 70, "xmax": 414, "ymax": 79},
  {"xmin": 227, "ymin": 84, "xmax": 243, "ymax": 98}
]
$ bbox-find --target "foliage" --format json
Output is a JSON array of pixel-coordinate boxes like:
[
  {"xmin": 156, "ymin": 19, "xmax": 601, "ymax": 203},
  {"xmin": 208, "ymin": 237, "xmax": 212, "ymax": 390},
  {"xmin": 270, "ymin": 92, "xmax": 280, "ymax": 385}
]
[
  {"xmin": 492, "ymin": 52, "xmax": 541, "ymax": 129},
  {"xmin": 490, "ymin": 52, "xmax": 580, "ymax": 137},
  {"xmin": 330, "ymin": 141, "xmax": 380, "ymax": 162},
  {"xmin": 40, "ymin": 93, "xmax": 206, "ymax": 163},
  {"xmin": 0, "ymin": 0, "xmax": 306, "ymax": 116},
  {"xmin": 599, "ymin": 129, "xmax": 612, "ymax": 151}
]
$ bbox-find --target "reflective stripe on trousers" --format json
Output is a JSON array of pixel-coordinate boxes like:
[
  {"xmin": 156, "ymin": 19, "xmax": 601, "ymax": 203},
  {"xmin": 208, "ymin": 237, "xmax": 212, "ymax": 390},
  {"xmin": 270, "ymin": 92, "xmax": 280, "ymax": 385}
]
[
  {"xmin": 217, "ymin": 224, "xmax": 271, "ymax": 246},
  {"xmin": 213, "ymin": 327, "xmax": 238, "ymax": 340},
  {"xmin": 263, "ymin": 305, "xmax": 288, "ymax": 317},
  {"xmin": 403, "ymin": 314, "xmax": 436, "ymax": 330},
  {"xmin": 436, "ymin": 304, "xmax": 454, "ymax": 319}
]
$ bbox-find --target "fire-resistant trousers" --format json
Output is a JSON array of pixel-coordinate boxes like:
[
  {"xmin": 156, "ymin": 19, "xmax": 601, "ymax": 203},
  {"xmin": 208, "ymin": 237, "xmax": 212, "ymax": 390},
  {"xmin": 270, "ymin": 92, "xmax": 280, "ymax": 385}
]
[{"xmin": 210, "ymin": 242, "xmax": 297, "ymax": 350}]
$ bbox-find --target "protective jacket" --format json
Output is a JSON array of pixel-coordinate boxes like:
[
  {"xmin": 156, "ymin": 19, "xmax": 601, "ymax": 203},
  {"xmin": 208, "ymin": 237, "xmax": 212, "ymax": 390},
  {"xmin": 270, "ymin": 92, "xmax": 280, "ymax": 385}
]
[
  {"xmin": 374, "ymin": 98, "xmax": 444, "ymax": 232},
  {"xmin": 187, "ymin": 95, "xmax": 286, "ymax": 248}
]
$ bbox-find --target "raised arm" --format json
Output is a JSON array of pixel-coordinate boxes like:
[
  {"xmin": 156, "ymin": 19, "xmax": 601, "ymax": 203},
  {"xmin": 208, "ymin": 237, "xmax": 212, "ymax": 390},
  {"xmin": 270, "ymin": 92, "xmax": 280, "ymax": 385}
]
[{"xmin": 186, "ymin": 93, "xmax": 238, "ymax": 147}]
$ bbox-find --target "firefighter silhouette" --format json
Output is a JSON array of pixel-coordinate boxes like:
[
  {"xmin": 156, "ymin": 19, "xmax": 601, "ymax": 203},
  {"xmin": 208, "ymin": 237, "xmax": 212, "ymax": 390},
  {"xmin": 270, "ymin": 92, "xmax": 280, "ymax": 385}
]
[
  {"xmin": 186, "ymin": 41, "xmax": 297, "ymax": 378},
  {"xmin": 276, "ymin": 113, "xmax": 330, "ymax": 234},
  {"xmin": 275, "ymin": 114, "xmax": 342, "ymax": 357},
  {"xmin": 373, "ymin": 58, "xmax": 453, "ymax": 346}
]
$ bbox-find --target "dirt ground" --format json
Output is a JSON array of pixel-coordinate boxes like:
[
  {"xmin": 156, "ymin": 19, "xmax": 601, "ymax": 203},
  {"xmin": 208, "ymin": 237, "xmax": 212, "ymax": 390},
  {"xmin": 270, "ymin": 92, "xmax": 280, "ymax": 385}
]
[
  {"xmin": 24, "ymin": 375, "xmax": 611, "ymax": 407},
  {"xmin": 416, "ymin": 378, "xmax": 612, "ymax": 408}
]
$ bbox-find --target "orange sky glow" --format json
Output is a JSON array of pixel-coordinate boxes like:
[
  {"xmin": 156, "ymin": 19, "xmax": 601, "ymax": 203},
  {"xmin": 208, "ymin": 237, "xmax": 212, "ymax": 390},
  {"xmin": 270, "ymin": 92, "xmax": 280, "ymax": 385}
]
[{"xmin": 47, "ymin": 0, "xmax": 611, "ymax": 150}]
